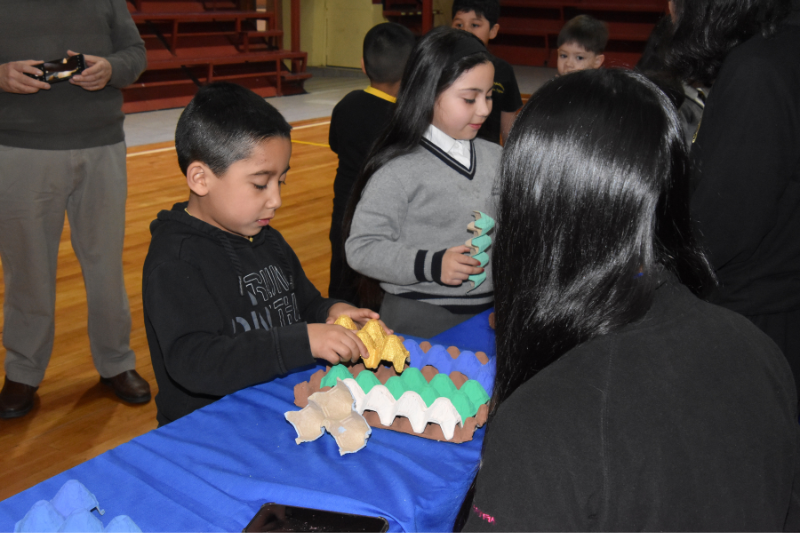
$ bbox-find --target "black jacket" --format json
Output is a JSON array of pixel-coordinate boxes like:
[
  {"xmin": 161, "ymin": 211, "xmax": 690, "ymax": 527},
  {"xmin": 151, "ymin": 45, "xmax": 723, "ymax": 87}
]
[
  {"xmin": 464, "ymin": 276, "xmax": 800, "ymax": 531},
  {"xmin": 143, "ymin": 203, "xmax": 339, "ymax": 425},
  {"xmin": 690, "ymin": 8, "xmax": 800, "ymax": 316}
]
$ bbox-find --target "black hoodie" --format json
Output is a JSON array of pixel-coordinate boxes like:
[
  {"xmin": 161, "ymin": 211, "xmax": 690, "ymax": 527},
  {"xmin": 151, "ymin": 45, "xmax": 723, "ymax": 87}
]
[{"xmin": 143, "ymin": 202, "xmax": 341, "ymax": 425}]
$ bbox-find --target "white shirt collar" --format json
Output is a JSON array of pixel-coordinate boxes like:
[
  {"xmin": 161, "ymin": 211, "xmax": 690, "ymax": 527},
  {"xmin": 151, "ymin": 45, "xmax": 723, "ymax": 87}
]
[{"xmin": 423, "ymin": 124, "xmax": 472, "ymax": 168}]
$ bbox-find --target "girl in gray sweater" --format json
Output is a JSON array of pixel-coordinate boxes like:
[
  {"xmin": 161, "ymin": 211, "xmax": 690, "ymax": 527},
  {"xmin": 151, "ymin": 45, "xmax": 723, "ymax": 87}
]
[{"xmin": 345, "ymin": 27, "xmax": 502, "ymax": 337}]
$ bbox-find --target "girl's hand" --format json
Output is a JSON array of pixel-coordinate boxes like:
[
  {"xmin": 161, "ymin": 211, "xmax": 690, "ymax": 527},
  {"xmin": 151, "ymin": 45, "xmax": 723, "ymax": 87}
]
[
  {"xmin": 307, "ymin": 323, "xmax": 367, "ymax": 365},
  {"xmin": 326, "ymin": 303, "xmax": 393, "ymax": 334},
  {"xmin": 441, "ymin": 245, "xmax": 483, "ymax": 286}
]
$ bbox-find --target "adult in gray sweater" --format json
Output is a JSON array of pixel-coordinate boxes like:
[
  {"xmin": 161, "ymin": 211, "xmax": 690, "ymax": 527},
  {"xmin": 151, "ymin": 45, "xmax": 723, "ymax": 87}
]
[
  {"xmin": 345, "ymin": 28, "xmax": 501, "ymax": 337},
  {"xmin": 0, "ymin": 0, "xmax": 150, "ymax": 418}
]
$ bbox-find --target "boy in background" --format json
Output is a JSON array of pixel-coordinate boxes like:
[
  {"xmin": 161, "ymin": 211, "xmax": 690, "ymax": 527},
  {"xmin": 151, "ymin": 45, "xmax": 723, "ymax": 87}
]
[
  {"xmin": 556, "ymin": 14, "xmax": 608, "ymax": 76},
  {"xmin": 452, "ymin": 0, "xmax": 523, "ymax": 144},
  {"xmin": 143, "ymin": 82, "xmax": 384, "ymax": 425},
  {"xmin": 328, "ymin": 22, "xmax": 415, "ymax": 304}
]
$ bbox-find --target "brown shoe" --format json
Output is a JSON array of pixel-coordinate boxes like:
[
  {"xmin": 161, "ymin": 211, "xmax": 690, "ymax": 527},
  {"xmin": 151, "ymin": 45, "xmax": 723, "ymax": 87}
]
[
  {"xmin": 0, "ymin": 377, "xmax": 38, "ymax": 419},
  {"xmin": 101, "ymin": 370, "xmax": 151, "ymax": 404}
]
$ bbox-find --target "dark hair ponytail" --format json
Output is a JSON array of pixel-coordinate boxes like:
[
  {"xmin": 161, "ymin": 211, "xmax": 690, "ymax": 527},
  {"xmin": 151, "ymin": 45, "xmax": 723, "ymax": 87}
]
[
  {"xmin": 341, "ymin": 27, "xmax": 491, "ymax": 309},
  {"xmin": 491, "ymin": 69, "xmax": 715, "ymax": 410}
]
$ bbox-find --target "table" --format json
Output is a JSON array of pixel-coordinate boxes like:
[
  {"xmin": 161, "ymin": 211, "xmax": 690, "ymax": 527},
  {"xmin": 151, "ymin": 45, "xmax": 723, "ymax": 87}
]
[{"xmin": 0, "ymin": 310, "xmax": 495, "ymax": 532}]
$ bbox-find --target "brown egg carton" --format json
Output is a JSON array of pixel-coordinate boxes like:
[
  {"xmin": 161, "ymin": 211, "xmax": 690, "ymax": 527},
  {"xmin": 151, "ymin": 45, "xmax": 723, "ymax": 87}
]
[{"xmin": 294, "ymin": 343, "xmax": 489, "ymax": 443}]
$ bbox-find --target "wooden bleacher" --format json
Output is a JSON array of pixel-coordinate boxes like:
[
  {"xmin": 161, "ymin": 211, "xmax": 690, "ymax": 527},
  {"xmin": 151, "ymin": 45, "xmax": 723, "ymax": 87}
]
[
  {"xmin": 123, "ymin": 0, "xmax": 310, "ymax": 113},
  {"xmin": 492, "ymin": 0, "xmax": 666, "ymax": 68},
  {"xmin": 384, "ymin": 0, "xmax": 665, "ymax": 69}
]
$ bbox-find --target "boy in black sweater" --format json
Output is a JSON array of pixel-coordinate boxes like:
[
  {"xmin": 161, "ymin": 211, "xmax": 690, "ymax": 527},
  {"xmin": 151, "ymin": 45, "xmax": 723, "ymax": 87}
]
[
  {"xmin": 451, "ymin": 0, "xmax": 523, "ymax": 144},
  {"xmin": 328, "ymin": 22, "xmax": 415, "ymax": 303},
  {"xmin": 143, "ymin": 83, "xmax": 383, "ymax": 426}
]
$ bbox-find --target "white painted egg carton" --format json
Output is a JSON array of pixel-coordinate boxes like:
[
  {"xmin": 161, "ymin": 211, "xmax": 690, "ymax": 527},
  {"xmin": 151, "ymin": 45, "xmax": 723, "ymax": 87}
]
[{"xmin": 340, "ymin": 378, "xmax": 464, "ymax": 441}]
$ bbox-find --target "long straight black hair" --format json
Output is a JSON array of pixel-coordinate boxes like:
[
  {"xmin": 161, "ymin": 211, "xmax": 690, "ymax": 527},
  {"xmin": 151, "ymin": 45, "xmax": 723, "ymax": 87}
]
[
  {"xmin": 491, "ymin": 69, "xmax": 716, "ymax": 409},
  {"xmin": 341, "ymin": 26, "xmax": 492, "ymax": 309},
  {"xmin": 666, "ymin": 0, "xmax": 791, "ymax": 85}
]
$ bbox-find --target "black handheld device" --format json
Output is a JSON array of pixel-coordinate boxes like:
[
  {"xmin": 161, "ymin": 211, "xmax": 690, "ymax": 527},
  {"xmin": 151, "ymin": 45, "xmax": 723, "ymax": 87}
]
[
  {"xmin": 25, "ymin": 54, "xmax": 86, "ymax": 83},
  {"xmin": 243, "ymin": 503, "xmax": 389, "ymax": 532}
]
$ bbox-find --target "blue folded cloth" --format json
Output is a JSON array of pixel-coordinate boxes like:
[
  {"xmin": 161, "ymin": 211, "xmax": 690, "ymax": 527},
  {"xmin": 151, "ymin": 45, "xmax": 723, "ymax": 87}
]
[{"xmin": 15, "ymin": 480, "xmax": 140, "ymax": 533}]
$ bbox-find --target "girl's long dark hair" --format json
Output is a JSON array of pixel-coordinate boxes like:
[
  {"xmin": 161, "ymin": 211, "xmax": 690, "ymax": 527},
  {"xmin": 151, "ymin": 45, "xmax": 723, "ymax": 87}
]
[
  {"xmin": 665, "ymin": 0, "xmax": 791, "ymax": 85},
  {"xmin": 491, "ymin": 69, "xmax": 716, "ymax": 410},
  {"xmin": 341, "ymin": 26, "xmax": 491, "ymax": 309}
]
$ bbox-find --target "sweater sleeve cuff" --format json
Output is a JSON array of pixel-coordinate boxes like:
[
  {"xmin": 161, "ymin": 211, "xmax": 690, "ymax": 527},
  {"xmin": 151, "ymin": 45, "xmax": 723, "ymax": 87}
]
[
  {"xmin": 430, "ymin": 249, "xmax": 446, "ymax": 285},
  {"xmin": 415, "ymin": 250, "xmax": 428, "ymax": 282},
  {"xmin": 274, "ymin": 323, "xmax": 317, "ymax": 373}
]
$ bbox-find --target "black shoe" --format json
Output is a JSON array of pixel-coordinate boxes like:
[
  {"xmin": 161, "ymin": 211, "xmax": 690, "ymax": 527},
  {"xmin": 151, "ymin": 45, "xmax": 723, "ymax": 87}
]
[
  {"xmin": 0, "ymin": 377, "xmax": 38, "ymax": 419},
  {"xmin": 101, "ymin": 370, "xmax": 151, "ymax": 404}
]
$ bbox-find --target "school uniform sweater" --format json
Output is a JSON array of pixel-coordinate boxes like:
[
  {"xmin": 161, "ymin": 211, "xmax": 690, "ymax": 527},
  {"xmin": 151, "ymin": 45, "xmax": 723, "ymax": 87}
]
[
  {"xmin": 464, "ymin": 274, "xmax": 800, "ymax": 531},
  {"xmin": 346, "ymin": 137, "xmax": 501, "ymax": 314},
  {"xmin": 143, "ymin": 203, "xmax": 341, "ymax": 425}
]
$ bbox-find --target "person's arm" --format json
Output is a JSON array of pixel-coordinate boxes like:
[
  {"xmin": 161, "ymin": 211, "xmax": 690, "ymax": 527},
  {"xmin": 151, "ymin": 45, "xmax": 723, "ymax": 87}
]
[
  {"xmin": 145, "ymin": 259, "xmax": 318, "ymax": 397},
  {"xmin": 345, "ymin": 166, "xmax": 419, "ymax": 285},
  {"xmin": 690, "ymin": 52, "xmax": 797, "ymax": 270},
  {"xmin": 67, "ymin": 0, "xmax": 146, "ymax": 91},
  {"xmin": 329, "ymin": 105, "xmax": 340, "ymax": 154},
  {"xmin": 105, "ymin": 0, "xmax": 147, "ymax": 88},
  {"xmin": 346, "ymin": 168, "xmax": 482, "ymax": 287}
]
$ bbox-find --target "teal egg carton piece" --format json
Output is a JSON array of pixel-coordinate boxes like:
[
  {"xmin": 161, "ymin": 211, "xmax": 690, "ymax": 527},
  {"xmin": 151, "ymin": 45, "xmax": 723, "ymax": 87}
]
[
  {"xmin": 429, "ymin": 373, "xmax": 458, "ymax": 396},
  {"xmin": 459, "ymin": 380, "xmax": 490, "ymax": 407},
  {"xmin": 468, "ymin": 271, "xmax": 486, "ymax": 291},
  {"xmin": 447, "ymin": 390, "xmax": 477, "ymax": 421},
  {"xmin": 355, "ymin": 369, "xmax": 381, "ymax": 393},
  {"xmin": 468, "ymin": 211, "xmax": 496, "ymax": 236},
  {"xmin": 466, "ymin": 233, "xmax": 492, "ymax": 255},
  {"xmin": 472, "ymin": 251, "xmax": 489, "ymax": 268},
  {"xmin": 320, "ymin": 364, "xmax": 353, "ymax": 389}
]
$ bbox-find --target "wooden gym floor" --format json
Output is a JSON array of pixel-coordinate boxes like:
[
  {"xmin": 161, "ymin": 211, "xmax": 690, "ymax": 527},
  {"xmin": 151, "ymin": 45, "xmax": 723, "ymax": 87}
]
[{"xmin": 0, "ymin": 118, "xmax": 336, "ymax": 501}]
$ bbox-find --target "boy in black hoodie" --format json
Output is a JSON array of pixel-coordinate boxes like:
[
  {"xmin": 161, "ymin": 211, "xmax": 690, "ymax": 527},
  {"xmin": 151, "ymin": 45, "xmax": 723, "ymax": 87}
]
[{"xmin": 143, "ymin": 82, "xmax": 383, "ymax": 426}]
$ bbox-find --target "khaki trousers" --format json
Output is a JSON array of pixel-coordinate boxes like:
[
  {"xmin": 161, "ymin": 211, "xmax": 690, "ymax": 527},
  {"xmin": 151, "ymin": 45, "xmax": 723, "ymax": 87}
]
[{"xmin": 0, "ymin": 142, "xmax": 135, "ymax": 387}]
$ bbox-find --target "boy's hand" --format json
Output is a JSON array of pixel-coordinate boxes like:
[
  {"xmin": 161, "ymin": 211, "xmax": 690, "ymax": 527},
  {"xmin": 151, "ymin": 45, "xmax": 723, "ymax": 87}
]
[
  {"xmin": 326, "ymin": 303, "xmax": 393, "ymax": 335},
  {"xmin": 0, "ymin": 60, "xmax": 51, "ymax": 94},
  {"xmin": 308, "ymin": 323, "xmax": 368, "ymax": 365},
  {"xmin": 441, "ymin": 245, "xmax": 483, "ymax": 286}
]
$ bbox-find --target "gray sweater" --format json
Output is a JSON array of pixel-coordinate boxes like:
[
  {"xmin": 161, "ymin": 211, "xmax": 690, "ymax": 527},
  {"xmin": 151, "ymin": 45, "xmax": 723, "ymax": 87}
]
[
  {"xmin": 0, "ymin": 0, "xmax": 146, "ymax": 150},
  {"xmin": 346, "ymin": 138, "xmax": 501, "ymax": 313}
]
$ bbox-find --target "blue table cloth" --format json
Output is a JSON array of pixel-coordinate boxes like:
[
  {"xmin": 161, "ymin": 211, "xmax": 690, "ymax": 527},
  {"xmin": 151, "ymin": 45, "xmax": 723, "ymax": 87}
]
[{"xmin": 0, "ymin": 311, "xmax": 496, "ymax": 532}]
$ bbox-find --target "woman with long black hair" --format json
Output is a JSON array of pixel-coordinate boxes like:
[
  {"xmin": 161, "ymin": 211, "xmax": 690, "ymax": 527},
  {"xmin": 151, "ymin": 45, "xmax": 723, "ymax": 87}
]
[{"xmin": 462, "ymin": 69, "xmax": 800, "ymax": 531}]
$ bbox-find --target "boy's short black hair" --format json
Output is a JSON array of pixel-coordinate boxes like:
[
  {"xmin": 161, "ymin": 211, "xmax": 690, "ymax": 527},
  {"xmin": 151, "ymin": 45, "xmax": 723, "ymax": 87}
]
[
  {"xmin": 557, "ymin": 14, "xmax": 609, "ymax": 54},
  {"xmin": 363, "ymin": 22, "xmax": 416, "ymax": 84},
  {"xmin": 175, "ymin": 82, "xmax": 291, "ymax": 176},
  {"xmin": 451, "ymin": 0, "xmax": 500, "ymax": 27}
]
